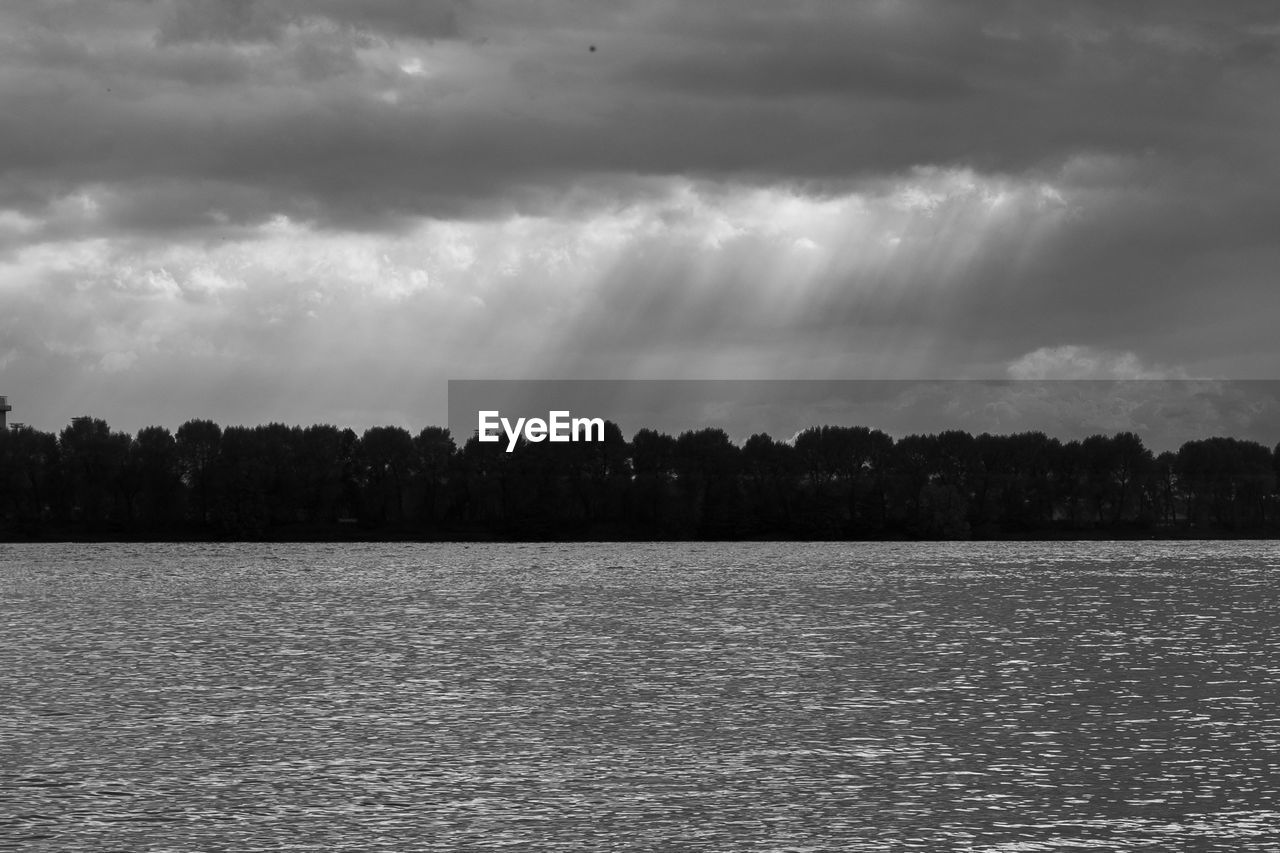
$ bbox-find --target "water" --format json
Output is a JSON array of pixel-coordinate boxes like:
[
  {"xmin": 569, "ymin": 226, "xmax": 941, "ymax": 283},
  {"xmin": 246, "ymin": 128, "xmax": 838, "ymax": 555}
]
[{"xmin": 1, "ymin": 541, "xmax": 1278, "ymax": 851}]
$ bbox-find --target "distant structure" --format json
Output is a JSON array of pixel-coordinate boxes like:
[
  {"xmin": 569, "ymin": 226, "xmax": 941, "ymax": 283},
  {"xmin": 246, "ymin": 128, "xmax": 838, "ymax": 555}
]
[{"xmin": 0, "ymin": 396, "xmax": 10, "ymax": 430}]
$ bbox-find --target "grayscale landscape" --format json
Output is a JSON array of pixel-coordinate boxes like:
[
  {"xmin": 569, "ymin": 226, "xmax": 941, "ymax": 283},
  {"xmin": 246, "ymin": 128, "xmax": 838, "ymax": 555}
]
[{"xmin": 3, "ymin": 0, "xmax": 1279, "ymax": 849}]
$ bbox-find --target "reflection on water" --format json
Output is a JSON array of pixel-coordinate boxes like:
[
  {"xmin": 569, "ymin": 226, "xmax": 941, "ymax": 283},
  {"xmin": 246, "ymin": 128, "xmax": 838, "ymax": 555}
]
[{"xmin": 1, "ymin": 541, "xmax": 1278, "ymax": 850}]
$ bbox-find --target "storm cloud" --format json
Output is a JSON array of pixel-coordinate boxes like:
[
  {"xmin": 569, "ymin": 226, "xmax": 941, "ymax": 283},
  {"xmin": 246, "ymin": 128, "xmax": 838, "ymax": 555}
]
[{"xmin": 1, "ymin": 0, "xmax": 1278, "ymax": 432}]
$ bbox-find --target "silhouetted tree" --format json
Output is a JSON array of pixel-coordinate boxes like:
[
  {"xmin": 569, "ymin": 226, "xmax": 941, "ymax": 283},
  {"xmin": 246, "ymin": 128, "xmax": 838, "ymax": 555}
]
[
  {"xmin": 131, "ymin": 426, "xmax": 183, "ymax": 528},
  {"xmin": 0, "ymin": 426, "xmax": 60, "ymax": 528},
  {"xmin": 215, "ymin": 425, "xmax": 272, "ymax": 536},
  {"xmin": 741, "ymin": 433, "xmax": 797, "ymax": 535},
  {"xmin": 414, "ymin": 426, "xmax": 456, "ymax": 527},
  {"xmin": 629, "ymin": 428, "xmax": 678, "ymax": 535},
  {"xmin": 359, "ymin": 426, "xmax": 415, "ymax": 524},
  {"xmin": 1151, "ymin": 450, "xmax": 1177, "ymax": 526},
  {"xmin": 1176, "ymin": 437, "xmax": 1274, "ymax": 529},
  {"xmin": 885, "ymin": 432, "xmax": 975, "ymax": 537},
  {"xmin": 296, "ymin": 425, "xmax": 357, "ymax": 524},
  {"xmin": 59, "ymin": 417, "xmax": 131, "ymax": 526},
  {"xmin": 176, "ymin": 419, "xmax": 222, "ymax": 526},
  {"xmin": 560, "ymin": 420, "xmax": 630, "ymax": 528},
  {"xmin": 2, "ymin": 415, "xmax": 1278, "ymax": 541},
  {"xmin": 1056, "ymin": 439, "xmax": 1086, "ymax": 526},
  {"xmin": 674, "ymin": 428, "xmax": 742, "ymax": 537},
  {"xmin": 456, "ymin": 432, "xmax": 512, "ymax": 527}
]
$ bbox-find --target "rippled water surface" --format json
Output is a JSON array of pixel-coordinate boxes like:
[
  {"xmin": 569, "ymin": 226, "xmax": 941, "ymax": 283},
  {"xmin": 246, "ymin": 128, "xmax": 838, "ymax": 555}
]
[{"xmin": 2, "ymin": 541, "xmax": 1278, "ymax": 851}]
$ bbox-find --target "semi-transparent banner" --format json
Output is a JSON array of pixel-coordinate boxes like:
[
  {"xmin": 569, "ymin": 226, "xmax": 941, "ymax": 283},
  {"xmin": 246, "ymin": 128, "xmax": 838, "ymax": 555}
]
[{"xmin": 448, "ymin": 380, "xmax": 1280, "ymax": 452}]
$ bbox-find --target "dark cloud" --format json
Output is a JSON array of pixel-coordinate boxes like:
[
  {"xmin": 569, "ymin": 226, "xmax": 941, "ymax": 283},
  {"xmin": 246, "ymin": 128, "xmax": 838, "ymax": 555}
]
[
  {"xmin": 312, "ymin": 0, "xmax": 461, "ymax": 41},
  {"xmin": 154, "ymin": 0, "xmax": 461, "ymax": 44},
  {"xmin": 2, "ymin": 0, "xmax": 1280, "ymax": 431},
  {"xmin": 2, "ymin": 0, "xmax": 1278, "ymax": 227},
  {"xmin": 157, "ymin": 0, "xmax": 292, "ymax": 45}
]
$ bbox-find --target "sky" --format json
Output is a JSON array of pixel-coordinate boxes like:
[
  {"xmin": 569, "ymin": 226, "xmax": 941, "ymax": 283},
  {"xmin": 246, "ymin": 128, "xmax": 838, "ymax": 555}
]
[{"xmin": 2, "ymin": 0, "xmax": 1280, "ymax": 436}]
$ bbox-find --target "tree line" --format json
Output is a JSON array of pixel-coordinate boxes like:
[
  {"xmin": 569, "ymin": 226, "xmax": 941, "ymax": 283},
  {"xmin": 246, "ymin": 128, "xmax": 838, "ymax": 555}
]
[{"xmin": 1, "ymin": 416, "xmax": 1278, "ymax": 540}]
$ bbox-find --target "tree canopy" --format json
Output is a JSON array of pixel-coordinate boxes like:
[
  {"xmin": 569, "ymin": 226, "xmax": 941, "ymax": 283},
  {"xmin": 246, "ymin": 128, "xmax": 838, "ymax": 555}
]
[{"xmin": 1, "ymin": 418, "xmax": 1277, "ymax": 540}]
